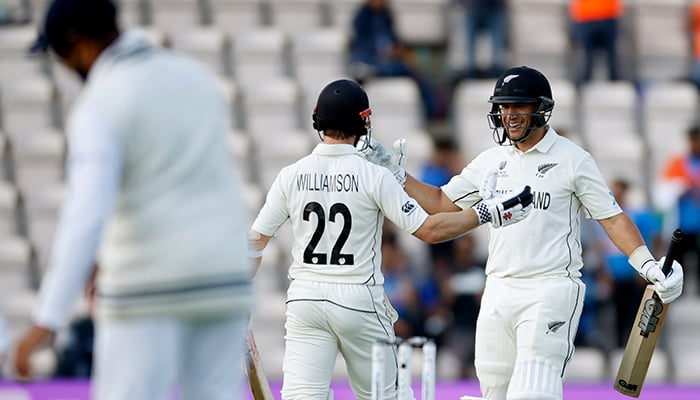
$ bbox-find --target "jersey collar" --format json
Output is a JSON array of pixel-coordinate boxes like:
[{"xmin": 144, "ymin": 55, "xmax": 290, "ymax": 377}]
[
  {"xmin": 312, "ymin": 143, "xmax": 359, "ymax": 156},
  {"xmin": 509, "ymin": 127, "xmax": 558, "ymax": 155}
]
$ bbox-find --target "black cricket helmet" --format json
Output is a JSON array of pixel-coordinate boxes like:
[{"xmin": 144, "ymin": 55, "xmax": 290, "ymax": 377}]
[
  {"xmin": 313, "ymin": 79, "xmax": 372, "ymax": 147},
  {"xmin": 487, "ymin": 66, "xmax": 554, "ymax": 145}
]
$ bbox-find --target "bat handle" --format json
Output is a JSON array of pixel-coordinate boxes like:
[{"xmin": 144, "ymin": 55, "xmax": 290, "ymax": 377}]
[{"xmin": 661, "ymin": 229, "xmax": 683, "ymax": 276}]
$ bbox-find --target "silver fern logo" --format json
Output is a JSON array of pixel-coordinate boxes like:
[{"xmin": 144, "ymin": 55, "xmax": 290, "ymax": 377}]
[
  {"xmin": 536, "ymin": 163, "xmax": 558, "ymax": 178},
  {"xmin": 503, "ymin": 74, "xmax": 519, "ymax": 84}
]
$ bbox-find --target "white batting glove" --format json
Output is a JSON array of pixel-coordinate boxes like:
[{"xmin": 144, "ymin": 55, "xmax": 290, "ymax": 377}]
[
  {"xmin": 651, "ymin": 257, "xmax": 684, "ymax": 304},
  {"xmin": 472, "ymin": 186, "xmax": 533, "ymax": 228},
  {"xmin": 359, "ymin": 137, "xmax": 407, "ymax": 186},
  {"xmin": 628, "ymin": 246, "xmax": 684, "ymax": 303},
  {"xmin": 478, "ymin": 169, "xmax": 499, "ymax": 200}
]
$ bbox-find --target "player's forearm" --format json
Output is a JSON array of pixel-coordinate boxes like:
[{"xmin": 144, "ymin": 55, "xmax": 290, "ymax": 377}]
[
  {"xmin": 248, "ymin": 230, "xmax": 271, "ymax": 276},
  {"xmin": 598, "ymin": 213, "xmax": 646, "ymax": 257},
  {"xmin": 413, "ymin": 209, "xmax": 480, "ymax": 244},
  {"xmin": 404, "ymin": 175, "xmax": 460, "ymax": 214}
]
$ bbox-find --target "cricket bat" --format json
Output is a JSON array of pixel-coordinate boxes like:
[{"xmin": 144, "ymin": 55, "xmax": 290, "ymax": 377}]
[
  {"xmin": 614, "ymin": 228, "xmax": 683, "ymax": 397},
  {"xmin": 245, "ymin": 328, "xmax": 275, "ymax": 400}
]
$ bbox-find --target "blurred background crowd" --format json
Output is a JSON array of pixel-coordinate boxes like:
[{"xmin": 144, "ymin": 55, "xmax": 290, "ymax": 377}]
[{"xmin": 0, "ymin": 0, "xmax": 699, "ymax": 386}]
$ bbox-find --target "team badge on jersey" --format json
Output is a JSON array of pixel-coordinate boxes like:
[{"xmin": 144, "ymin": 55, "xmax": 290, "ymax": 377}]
[
  {"xmin": 401, "ymin": 201, "xmax": 416, "ymax": 214},
  {"xmin": 536, "ymin": 163, "xmax": 558, "ymax": 178}
]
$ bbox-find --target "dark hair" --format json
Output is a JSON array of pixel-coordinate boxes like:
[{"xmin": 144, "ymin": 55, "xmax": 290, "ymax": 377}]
[{"xmin": 37, "ymin": 0, "xmax": 119, "ymax": 55}]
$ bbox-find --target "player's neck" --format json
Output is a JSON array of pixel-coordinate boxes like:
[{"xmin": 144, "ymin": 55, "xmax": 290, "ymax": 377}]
[
  {"xmin": 323, "ymin": 136, "xmax": 356, "ymax": 146},
  {"xmin": 515, "ymin": 126, "xmax": 547, "ymax": 152}
]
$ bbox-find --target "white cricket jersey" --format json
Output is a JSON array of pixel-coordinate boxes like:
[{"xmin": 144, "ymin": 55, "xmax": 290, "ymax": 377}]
[
  {"xmin": 252, "ymin": 143, "xmax": 429, "ymax": 285},
  {"xmin": 442, "ymin": 128, "xmax": 622, "ymax": 279}
]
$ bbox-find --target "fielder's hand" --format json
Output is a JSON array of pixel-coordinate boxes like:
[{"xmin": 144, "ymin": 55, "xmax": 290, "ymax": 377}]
[
  {"xmin": 359, "ymin": 137, "xmax": 407, "ymax": 186},
  {"xmin": 472, "ymin": 186, "xmax": 533, "ymax": 228},
  {"xmin": 643, "ymin": 257, "xmax": 684, "ymax": 303}
]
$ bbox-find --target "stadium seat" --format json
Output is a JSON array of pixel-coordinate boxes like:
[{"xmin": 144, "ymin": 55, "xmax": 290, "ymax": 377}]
[
  {"xmin": 631, "ymin": 0, "xmax": 691, "ymax": 82},
  {"xmin": 150, "ymin": 0, "xmax": 204, "ymax": 33},
  {"xmin": 565, "ymin": 347, "xmax": 607, "ymax": 382},
  {"xmin": 168, "ymin": 27, "xmax": 230, "ymax": 76},
  {"xmin": 548, "ymin": 78, "xmax": 580, "ymax": 140},
  {"xmin": 0, "ymin": 234, "xmax": 33, "ymax": 291},
  {"xmin": 242, "ymin": 77, "xmax": 301, "ymax": 135},
  {"xmin": 580, "ymin": 81, "xmax": 645, "ymax": 186},
  {"xmin": 391, "ymin": 0, "xmax": 449, "ymax": 46},
  {"xmin": 208, "ymin": 0, "xmax": 264, "ymax": 35},
  {"xmin": 230, "ymin": 27, "xmax": 288, "ymax": 89},
  {"xmin": 666, "ymin": 297, "xmax": 700, "ymax": 382},
  {"xmin": 326, "ymin": 0, "xmax": 364, "ymax": 35},
  {"xmin": 0, "ymin": 26, "xmax": 48, "ymax": 87},
  {"xmin": 116, "ymin": 0, "xmax": 148, "ymax": 27},
  {"xmin": 363, "ymin": 77, "xmax": 426, "ymax": 136},
  {"xmin": 252, "ymin": 128, "xmax": 313, "ymax": 189},
  {"xmin": 0, "ymin": 181, "xmax": 20, "ymax": 235},
  {"xmin": 9, "ymin": 128, "xmax": 66, "ymax": 191},
  {"xmin": 22, "ymin": 181, "xmax": 65, "ymax": 273},
  {"xmin": 609, "ymin": 348, "xmax": 669, "ymax": 383},
  {"xmin": 267, "ymin": 0, "xmax": 325, "ymax": 35},
  {"xmin": 508, "ymin": 0, "xmax": 572, "ymax": 80},
  {"xmin": 290, "ymin": 28, "xmax": 348, "ymax": 119},
  {"xmin": 453, "ymin": 79, "xmax": 498, "ymax": 161},
  {"xmin": 0, "ymin": 133, "xmax": 9, "ymax": 181},
  {"xmin": 0, "ymin": 74, "xmax": 57, "ymax": 133},
  {"xmin": 642, "ymin": 81, "xmax": 699, "ymax": 182}
]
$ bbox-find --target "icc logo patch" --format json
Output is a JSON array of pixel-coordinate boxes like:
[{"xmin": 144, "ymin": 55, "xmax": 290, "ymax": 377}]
[{"xmin": 401, "ymin": 201, "xmax": 415, "ymax": 213}]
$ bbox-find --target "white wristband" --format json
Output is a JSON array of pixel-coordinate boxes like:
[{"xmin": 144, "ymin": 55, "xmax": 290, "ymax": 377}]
[
  {"xmin": 628, "ymin": 245, "xmax": 655, "ymax": 274},
  {"xmin": 248, "ymin": 249, "xmax": 263, "ymax": 259}
]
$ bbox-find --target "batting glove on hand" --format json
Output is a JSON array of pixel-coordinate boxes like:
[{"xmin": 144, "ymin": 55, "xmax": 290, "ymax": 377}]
[
  {"xmin": 359, "ymin": 137, "xmax": 407, "ymax": 186},
  {"xmin": 650, "ymin": 257, "xmax": 684, "ymax": 304},
  {"xmin": 472, "ymin": 186, "xmax": 533, "ymax": 228}
]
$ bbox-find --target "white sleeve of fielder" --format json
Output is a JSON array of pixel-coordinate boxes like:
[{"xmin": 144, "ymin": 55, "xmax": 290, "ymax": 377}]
[
  {"xmin": 574, "ymin": 154, "xmax": 622, "ymax": 219},
  {"xmin": 33, "ymin": 106, "xmax": 123, "ymax": 330},
  {"xmin": 374, "ymin": 168, "xmax": 428, "ymax": 233},
  {"xmin": 251, "ymin": 170, "xmax": 290, "ymax": 237}
]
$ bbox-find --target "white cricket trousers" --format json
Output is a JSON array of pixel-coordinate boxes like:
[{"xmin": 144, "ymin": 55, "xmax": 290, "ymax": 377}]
[
  {"xmin": 282, "ymin": 279, "xmax": 407, "ymax": 400},
  {"xmin": 474, "ymin": 275, "xmax": 585, "ymax": 400},
  {"xmin": 92, "ymin": 313, "xmax": 247, "ymax": 400}
]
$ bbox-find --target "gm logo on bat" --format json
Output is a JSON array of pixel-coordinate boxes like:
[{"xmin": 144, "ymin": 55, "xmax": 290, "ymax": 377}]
[
  {"xmin": 638, "ymin": 298, "xmax": 664, "ymax": 338},
  {"xmin": 617, "ymin": 379, "xmax": 639, "ymax": 393}
]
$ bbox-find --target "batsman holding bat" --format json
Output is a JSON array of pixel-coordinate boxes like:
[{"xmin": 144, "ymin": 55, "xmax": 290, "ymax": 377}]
[
  {"xmin": 362, "ymin": 65, "xmax": 685, "ymax": 400},
  {"xmin": 248, "ymin": 79, "xmax": 533, "ymax": 400}
]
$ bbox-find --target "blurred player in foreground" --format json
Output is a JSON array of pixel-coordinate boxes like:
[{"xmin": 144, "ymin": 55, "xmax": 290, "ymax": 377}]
[
  {"xmin": 248, "ymin": 79, "xmax": 533, "ymax": 400},
  {"xmin": 10, "ymin": 0, "xmax": 252, "ymax": 398},
  {"xmin": 362, "ymin": 65, "xmax": 684, "ymax": 400}
]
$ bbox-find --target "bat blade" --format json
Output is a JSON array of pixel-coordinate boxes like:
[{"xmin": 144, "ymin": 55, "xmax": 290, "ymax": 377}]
[
  {"xmin": 245, "ymin": 329, "xmax": 275, "ymax": 400},
  {"xmin": 613, "ymin": 285, "xmax": 670, "ymax": 397},
  {"xmin": 614, "ymin": 228, "xmax": 682, "ymax": 397}
]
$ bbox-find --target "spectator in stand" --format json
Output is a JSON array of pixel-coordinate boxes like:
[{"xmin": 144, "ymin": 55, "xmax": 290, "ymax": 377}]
[
  {"xmin": 348, "ymin": 0, "xmax": 440, "ymax": 119},
  {"xmin": 458, "ymin": 0, "xmax": 508, "ymax": 79},
  {"xmin": 658, "ymin": 126, "xmax": 700, "ymax": 294},
  {"xmin": 439, "ymin": 234, "xmax": 485, "ymax": 379},
  {"xmin": 421, "ymin": 137, "xmax": 465, "ymax": 267},
  {"xmin": 569, "ymin": 0, "xmax": 624, "ymax": 84},
  {"xmin": 381, "ymin": 225, "xmax": 424, "ymax": 338}
]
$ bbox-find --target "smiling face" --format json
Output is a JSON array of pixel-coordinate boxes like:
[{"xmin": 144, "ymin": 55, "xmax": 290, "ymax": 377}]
[{"xmin": 499, "ymin": 103, "xmax": 537, "ymax": 142}]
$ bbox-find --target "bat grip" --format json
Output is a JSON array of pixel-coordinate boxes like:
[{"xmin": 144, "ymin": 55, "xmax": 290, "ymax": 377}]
[{"xmin": 661, "ymin": 229, "xmax": 683, "ymax": 276}]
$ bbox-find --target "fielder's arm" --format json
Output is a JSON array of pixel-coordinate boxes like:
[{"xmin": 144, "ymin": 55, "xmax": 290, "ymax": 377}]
[{"xmin": 248, "ymin": 230, "xmax": 272, "ymax": 275}]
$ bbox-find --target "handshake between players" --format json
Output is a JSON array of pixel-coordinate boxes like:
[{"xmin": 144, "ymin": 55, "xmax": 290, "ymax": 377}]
[{"xmin": 360, "ymin": 136, "xmax": 534, "ymax": 229}]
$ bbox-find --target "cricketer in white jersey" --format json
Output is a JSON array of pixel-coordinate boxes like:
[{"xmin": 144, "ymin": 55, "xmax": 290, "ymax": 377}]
[
  {"xmin": 12, "ymin": 1, "xmax": 252, "ymax": 398},
  {"xmin": 249, "ymin": 79, "xmax": 533, "ymax": 400},
  {"xmin": 362, "ymin": 66, "xmax": 684, "ymax": 400}
]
